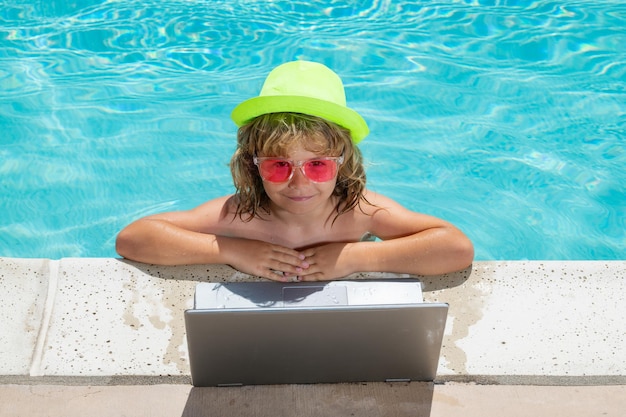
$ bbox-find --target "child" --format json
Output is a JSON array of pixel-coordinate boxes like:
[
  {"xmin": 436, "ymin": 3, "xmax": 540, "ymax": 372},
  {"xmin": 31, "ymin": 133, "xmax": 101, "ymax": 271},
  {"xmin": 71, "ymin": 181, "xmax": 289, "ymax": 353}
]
[{"xmin": 116, "ymin": 60, "xmax": 474, "ymax": 281}]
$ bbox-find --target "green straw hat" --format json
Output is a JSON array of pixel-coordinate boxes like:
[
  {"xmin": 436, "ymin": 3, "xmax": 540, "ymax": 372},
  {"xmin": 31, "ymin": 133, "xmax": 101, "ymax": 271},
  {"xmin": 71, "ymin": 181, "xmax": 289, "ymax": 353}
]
[{"xmin": 231, "ymin": 60, "xmax": 369, "ymax": 143}]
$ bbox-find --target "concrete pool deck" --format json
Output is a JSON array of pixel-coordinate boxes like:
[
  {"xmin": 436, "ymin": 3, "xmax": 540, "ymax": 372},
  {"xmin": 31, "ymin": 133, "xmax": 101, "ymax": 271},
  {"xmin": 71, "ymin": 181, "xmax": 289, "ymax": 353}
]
[{"xmin": 1, "ymin": 258, "xmax": 625, "ymax": 416}]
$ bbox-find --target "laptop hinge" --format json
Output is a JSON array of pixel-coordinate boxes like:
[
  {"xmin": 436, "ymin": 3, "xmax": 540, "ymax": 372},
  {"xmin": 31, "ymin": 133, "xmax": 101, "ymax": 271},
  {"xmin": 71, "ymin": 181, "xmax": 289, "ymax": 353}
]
[
  {"xmin": 385, "ymin": 378, "xmax": 411, "ymax": 383},
  {"xmin": 218, "ymin": 383, "xmax": 243, "ymax": 387}
]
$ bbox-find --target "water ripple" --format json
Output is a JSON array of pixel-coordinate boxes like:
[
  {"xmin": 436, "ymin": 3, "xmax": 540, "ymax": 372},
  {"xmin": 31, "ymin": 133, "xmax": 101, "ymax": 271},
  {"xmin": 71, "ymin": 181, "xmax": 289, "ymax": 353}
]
[{"xmin": 1, "ymin": 0, "xmax": 624, "ymax": 259}]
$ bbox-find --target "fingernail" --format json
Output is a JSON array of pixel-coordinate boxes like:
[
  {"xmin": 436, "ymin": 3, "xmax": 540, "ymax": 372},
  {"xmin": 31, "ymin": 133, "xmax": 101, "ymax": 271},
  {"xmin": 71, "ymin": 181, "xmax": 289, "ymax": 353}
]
[
  {"xmin": 296, "ymin": 267, "xmax": 302, "ymax": 273},
  {"xmin": 299, "ymin": 254, "xmax": 306, "ymax": 260},
  {"xmin": 301, "ymin": 261, "xmax": 309, "ymax": 268}
]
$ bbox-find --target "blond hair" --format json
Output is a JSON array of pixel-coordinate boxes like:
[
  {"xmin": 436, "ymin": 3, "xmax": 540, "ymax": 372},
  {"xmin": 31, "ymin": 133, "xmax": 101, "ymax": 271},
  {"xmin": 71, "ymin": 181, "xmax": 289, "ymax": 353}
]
[{"xmin": 230, "ymin": 113, "xmax": 369, "ymax": 221}]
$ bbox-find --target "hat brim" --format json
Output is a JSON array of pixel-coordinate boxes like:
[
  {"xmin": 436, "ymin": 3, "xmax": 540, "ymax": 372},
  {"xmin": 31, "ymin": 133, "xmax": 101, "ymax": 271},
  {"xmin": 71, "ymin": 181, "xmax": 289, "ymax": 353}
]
[{"xmin": 231, "ymin": 95, "xmax": 369, "ymax": 144}]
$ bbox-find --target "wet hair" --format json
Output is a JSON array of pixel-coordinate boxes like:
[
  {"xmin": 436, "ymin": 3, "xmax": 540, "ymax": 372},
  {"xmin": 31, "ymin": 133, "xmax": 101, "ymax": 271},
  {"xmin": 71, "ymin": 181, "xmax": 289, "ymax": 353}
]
[{"xmin": 230, "ymin": 112, "xmax": 370, "ymax": 222}]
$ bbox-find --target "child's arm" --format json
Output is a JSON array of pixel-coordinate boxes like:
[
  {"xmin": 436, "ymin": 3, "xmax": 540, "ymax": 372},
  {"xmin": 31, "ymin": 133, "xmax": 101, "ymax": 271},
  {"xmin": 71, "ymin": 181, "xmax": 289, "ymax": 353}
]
[
  {"xmin": 297, "ymin": 192, "xmax": 474, "ymax": 280},
  {"xmin": 115, "ymin": 197, "xmax": 308, "ymax": 280}
]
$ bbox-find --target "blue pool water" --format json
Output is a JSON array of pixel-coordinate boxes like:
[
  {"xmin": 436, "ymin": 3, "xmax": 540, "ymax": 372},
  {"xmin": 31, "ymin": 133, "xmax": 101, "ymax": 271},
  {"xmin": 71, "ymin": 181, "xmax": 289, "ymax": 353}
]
[{"xmin": 1, "ymin": 0, "xmax": 624, "ymax": 260}]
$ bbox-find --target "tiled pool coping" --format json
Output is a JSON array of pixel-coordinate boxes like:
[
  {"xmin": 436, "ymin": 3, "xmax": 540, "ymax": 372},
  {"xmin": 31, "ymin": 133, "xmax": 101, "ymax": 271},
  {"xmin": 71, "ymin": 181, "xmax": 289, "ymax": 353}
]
[{"xmin": 1, "ymin": 258, "xmax": 624, "ymax": 385}]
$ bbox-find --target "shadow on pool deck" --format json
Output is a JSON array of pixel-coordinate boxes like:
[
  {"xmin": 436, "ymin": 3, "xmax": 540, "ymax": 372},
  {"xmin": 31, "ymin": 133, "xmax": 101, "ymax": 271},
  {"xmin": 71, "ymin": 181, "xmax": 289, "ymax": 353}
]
[{"xmin": 183, "ymin": 382, "xmax": 435, "ymax": 416}]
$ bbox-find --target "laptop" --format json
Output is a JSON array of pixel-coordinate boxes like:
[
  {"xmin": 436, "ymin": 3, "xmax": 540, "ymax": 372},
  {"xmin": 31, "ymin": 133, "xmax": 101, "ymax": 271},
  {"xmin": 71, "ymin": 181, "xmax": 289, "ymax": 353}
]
[{"xmin": 184, "ymin": 279, "xmax": 448, "ymax": 387}]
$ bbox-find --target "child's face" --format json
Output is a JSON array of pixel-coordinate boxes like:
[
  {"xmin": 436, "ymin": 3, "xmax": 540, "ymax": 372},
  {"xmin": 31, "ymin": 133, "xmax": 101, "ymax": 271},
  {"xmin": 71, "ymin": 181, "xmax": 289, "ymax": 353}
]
[{"xmin": 259, "ymin": 144, "xmax": 339, "ymax": 216}]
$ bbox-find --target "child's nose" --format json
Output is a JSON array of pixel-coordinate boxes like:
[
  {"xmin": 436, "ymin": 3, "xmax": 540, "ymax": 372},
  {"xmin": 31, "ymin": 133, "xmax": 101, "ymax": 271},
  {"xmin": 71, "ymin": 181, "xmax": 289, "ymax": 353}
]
[{"xmin": 289, "ymin": 166, "xmax": 310, "ymax": 186}]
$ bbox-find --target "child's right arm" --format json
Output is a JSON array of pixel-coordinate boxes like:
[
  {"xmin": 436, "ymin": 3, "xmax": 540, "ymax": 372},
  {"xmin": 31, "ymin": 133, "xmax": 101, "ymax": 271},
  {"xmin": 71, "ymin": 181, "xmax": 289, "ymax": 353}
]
[{"xmin": 115, "ymin": 196, "xmax": 309, "ymax": 280}]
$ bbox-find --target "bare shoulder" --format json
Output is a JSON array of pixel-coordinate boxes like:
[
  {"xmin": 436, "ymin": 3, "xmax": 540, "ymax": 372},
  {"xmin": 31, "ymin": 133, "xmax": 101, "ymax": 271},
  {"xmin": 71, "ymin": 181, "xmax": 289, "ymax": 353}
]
[
  {"xmin": 360, "ymin": 189, "xmax": 407, "ymax": 213},
  {"xmin": 142, "ymin": 194, "xmax": 239, "ymax": 233},
  {"xmin": 361, "ymin": 189, "xmax": 454, "ymax": 238},
  {"xmin": 187, "ymin": 194, "xmax": 243, "ymax": 228},
  {"xmin": 190, "ymin": 194, "xmax": 238, "ymax": 216}
]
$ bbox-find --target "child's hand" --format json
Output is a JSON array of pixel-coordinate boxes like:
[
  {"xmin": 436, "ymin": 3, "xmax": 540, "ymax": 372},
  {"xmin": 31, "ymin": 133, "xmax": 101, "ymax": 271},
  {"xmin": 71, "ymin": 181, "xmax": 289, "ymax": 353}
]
[
  {"xmin": 219, "ymin": 237, "xmax": 310, "ymax": 282},
  {"xmin": 295, "ymin": 242, "xmax": 356, "ymax": 281}
]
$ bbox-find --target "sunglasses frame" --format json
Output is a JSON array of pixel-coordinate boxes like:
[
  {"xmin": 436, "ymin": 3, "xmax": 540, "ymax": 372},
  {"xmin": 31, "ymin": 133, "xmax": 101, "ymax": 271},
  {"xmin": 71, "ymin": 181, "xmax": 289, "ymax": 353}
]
[{"xmin": 253, "ymin": 155, "xmax": 344, "ymax": 183}]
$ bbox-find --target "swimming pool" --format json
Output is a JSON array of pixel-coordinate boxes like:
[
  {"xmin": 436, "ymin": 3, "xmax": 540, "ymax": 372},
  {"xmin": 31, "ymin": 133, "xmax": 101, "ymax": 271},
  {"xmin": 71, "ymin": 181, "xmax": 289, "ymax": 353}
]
[{"xmin": 1, "ymin": 0, "xmax": 624, "ymax": 260}]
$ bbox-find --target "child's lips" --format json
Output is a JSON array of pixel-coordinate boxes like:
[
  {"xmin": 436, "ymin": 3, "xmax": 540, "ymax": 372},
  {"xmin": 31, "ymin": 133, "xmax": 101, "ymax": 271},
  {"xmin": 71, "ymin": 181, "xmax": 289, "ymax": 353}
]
[{"xmin": 287, "ymin": 195, "xmax": 313, "ymax": 202}]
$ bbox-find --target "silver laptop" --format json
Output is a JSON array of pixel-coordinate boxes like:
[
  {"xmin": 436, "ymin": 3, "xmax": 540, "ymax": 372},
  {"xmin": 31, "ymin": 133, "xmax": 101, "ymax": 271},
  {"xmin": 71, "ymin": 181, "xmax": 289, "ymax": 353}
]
[{"xmin": 184, "ymin": 279, "xmax": 448, "ymax": 387}]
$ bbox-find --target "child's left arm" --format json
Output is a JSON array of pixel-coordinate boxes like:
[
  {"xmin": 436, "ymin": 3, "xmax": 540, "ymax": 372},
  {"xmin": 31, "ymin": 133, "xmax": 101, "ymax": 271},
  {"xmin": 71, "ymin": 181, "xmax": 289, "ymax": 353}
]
[{"xmin": 297, "ymin": 192, "xmax": 474, "ymax": 280}]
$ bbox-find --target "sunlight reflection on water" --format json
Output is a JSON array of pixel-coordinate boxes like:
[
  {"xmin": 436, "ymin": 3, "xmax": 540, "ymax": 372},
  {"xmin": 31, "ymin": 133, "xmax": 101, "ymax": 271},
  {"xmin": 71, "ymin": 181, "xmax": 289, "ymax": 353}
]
[{"xmin": 0, "ymin": 0, "xmax": 624, "ymax": 260}]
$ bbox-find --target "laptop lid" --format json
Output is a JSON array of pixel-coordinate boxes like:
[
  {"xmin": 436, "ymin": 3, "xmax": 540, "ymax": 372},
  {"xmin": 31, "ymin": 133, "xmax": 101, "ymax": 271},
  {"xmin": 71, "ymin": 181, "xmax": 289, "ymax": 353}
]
[{"xmin": 184, "ymin": 280, "xmax": 448, "ymax": 387}]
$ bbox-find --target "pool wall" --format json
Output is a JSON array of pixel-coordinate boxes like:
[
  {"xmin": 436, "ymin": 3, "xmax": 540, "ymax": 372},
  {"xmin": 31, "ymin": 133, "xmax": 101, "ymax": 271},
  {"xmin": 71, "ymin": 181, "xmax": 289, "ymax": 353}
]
[{"xmin": 1, "ymin": 258, "xmax": 624, "ymax": 385}]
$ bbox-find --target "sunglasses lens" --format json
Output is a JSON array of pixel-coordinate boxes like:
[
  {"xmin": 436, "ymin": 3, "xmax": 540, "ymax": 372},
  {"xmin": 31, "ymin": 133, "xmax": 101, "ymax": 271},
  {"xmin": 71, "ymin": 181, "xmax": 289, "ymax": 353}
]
[
  {"xmin": 258, "ymin": 159, "xmax": 292, "ymax": 182},
  {"xmin": 303, "ymin": 159, "xmax": 338, "ymax": 182}
]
